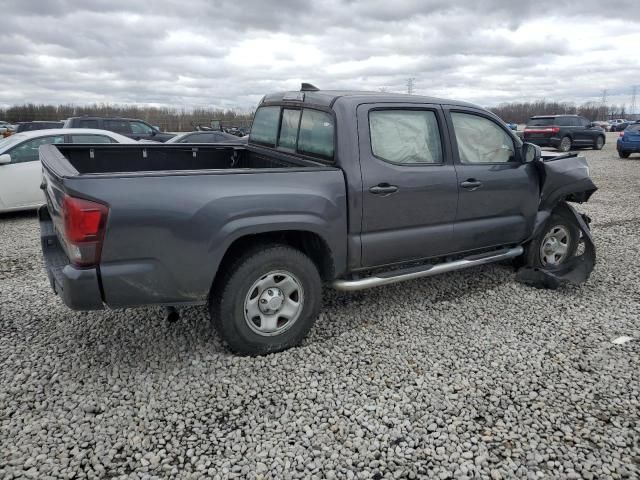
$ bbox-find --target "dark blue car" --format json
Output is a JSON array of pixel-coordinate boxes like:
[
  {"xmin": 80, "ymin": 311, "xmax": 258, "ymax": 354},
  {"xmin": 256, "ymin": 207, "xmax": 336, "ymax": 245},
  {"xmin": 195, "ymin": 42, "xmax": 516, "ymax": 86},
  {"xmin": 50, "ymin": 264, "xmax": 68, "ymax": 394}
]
[{"xmin": 617, "ymin": 122, "xmax": 640, "ymax": 158}]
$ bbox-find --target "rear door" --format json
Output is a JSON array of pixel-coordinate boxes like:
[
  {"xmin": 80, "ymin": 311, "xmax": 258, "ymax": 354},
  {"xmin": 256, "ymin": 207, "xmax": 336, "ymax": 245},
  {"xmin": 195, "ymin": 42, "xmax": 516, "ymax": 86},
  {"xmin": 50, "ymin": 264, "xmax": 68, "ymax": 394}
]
[
  {"xmin": 357, "ymin": 103, "xmax": 459, "ymax": 267},
  {"xmin": 0, "ymin": 135, "xmax": 64, "ymax": 209},
  {"xmin": 445, "ymin": 107, "xmax": 539, "ymax": 252}
]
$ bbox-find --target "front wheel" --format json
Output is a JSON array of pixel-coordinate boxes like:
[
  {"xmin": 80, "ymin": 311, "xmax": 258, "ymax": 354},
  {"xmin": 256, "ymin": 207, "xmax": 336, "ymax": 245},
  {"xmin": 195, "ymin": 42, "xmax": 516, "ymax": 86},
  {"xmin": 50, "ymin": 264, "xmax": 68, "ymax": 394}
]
[
  {"xmin": 618, "ymin": 151, "xmax": 630, "ymax": 159},
  {"xmin": 210, "ymin": 245, "xmax": 322, "ymax": 355},
  {"xmin": 593, "ymin": 136, "xmax": 604, "ymax": 150},
  {"xmin": 524, "ymin": 208, "xmax": 580, "ymax": 268}
]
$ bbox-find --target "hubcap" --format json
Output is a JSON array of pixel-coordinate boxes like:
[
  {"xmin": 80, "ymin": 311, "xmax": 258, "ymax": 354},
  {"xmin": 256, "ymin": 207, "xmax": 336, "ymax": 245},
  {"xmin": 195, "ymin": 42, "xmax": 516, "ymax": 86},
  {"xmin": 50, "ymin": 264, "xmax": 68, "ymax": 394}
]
[
  {"xmin": 244, "ymin": 271, "xmax": 304, "ymax": 336},
  {"xmin": 560, "ymin": 138, "xmax": 571, "ymax": 152},
  {"xmin": 540, "ymin": 225, "xmax": 571, "ymax": 266}
]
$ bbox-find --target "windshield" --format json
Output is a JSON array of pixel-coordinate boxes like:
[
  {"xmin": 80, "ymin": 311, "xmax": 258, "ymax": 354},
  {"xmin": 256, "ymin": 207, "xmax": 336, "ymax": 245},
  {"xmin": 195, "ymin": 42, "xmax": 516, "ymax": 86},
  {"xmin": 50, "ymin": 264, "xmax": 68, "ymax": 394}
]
[{"xmin": 527, "ymin": 117, "xmax": 555, "ymax": 127}]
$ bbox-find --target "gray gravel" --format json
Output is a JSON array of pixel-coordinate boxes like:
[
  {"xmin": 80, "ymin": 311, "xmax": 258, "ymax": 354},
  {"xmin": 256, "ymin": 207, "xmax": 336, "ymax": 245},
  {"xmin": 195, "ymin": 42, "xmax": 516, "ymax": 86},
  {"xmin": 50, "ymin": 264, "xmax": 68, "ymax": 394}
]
[{"xmin": 1, "ymin": 131, "xmax": 639, "ymax": 479}]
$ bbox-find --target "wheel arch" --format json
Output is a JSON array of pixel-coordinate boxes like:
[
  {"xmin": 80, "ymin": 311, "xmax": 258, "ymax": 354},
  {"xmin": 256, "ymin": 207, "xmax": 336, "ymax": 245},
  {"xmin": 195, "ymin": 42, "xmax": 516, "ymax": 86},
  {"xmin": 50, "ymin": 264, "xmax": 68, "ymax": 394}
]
[{"xmin": 210, "ymin": 229, "xmax": 337, "ymax": 298}]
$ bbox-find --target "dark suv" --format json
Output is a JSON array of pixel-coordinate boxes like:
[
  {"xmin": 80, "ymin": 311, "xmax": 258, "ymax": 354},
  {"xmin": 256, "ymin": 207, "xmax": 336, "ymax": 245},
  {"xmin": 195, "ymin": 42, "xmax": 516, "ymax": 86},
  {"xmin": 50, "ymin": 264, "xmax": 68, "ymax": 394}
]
[
  {"xmin": 523, "ymin": 115, "xmax": 605, "ymax": 152},
  {"xmin": 63, "ymin": 117, "xmax": 175, "ymax": 142}
]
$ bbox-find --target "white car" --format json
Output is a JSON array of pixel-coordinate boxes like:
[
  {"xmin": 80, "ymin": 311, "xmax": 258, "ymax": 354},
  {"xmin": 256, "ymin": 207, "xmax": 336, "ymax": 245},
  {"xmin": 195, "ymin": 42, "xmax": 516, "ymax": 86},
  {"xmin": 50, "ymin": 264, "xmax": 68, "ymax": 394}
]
[{"xmin": 0, "ymin": 129, "xmax": 136, "ymax": 213}]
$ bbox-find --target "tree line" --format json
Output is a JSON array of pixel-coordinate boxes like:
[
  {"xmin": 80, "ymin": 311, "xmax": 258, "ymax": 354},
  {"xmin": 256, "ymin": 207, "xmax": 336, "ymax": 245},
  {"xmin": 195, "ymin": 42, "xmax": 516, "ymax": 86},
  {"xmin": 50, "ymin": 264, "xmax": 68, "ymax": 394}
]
[
  {"xmin": 0, "ymin": 104, "xmax": 255, "ymax": 132},
  {"xmin": 490, "ymin": 100, "xmax": 631, "ymax": 124}
]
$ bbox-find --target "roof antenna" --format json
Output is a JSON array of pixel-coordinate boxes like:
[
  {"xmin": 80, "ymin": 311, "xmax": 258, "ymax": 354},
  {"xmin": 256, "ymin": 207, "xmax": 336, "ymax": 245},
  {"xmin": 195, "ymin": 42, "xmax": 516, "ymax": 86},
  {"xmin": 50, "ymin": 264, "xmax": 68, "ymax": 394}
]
[{"xmin": 301, "ymin": 83, "xmax": 320, "ymax": 92}]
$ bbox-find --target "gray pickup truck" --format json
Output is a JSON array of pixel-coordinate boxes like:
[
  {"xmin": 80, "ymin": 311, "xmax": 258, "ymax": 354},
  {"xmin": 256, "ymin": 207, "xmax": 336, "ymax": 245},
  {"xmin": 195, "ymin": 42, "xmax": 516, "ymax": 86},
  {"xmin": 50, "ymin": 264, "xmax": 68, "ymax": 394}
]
[{"xmin": 39, "ymin": 86, "xmax": 597, "ymax": 355}]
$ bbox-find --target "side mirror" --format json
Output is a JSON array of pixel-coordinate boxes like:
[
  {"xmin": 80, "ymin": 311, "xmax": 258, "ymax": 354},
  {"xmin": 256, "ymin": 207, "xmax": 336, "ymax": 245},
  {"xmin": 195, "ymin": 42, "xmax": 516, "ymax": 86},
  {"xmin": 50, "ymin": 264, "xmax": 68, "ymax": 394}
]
[
  {"xmin": 522, "ymin": 142, "xmax": 541, "ymax": 163},
  {"xmin": 0, "ymin": 153, "xmax": 11, "ymax": 165}
]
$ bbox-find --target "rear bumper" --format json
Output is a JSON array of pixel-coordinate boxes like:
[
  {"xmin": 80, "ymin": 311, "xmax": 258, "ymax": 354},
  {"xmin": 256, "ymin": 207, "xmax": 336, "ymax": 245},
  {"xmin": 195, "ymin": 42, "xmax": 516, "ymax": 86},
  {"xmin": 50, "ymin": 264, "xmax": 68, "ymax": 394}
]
[
  {"xmin": 523, "ymin": 136, "xmax": 561, "ymax": 148},
  {"xmin": 617, "ymin": 140, "xmax": 640, "ymax": 153},
  {"xmin": 39, "ymin": 206, "xmax": 104, "ymax": 311}
]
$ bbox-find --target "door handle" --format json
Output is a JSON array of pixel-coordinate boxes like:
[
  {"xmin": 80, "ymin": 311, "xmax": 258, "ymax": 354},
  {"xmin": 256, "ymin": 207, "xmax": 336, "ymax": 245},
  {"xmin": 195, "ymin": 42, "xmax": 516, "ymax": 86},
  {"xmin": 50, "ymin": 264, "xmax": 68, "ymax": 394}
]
[
  {"xmin": 460, "ymin": 179, "xmax": 482, "ymax": 190},
  {"xmin": 369, "ymin": 184, "xmax": 398, "ymax": 195}
]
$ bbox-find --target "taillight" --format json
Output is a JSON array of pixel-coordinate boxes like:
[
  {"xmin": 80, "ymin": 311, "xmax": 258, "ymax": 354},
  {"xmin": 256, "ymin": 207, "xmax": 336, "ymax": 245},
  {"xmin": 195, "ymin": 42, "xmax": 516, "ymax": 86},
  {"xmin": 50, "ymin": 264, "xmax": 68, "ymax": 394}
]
[
  {"xmin": 619, "ymin": 131, "xmax": 624, "ymax": 137},
  {"xmin": 62, "ymin": 195, "xmax": 109, "ymax": 267},
  {"xmin": 550, "ymin": 126, "xmax": 560, "ymax": 134}
]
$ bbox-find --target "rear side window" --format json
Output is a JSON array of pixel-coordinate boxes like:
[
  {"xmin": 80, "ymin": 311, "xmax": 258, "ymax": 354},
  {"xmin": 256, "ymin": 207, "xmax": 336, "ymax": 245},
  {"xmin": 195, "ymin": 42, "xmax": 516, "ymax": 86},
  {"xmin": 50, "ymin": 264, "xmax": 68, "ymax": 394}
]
[
  {"xmin": 297, "ymin": 109, "xmax": 334, "ymax": 159},
  {"xmin": 369, "ymin": 110, "xmax": 443, "ymax": 164},
  {"xmin": 104, "ymin": 120, "xmax": 131, "ymax": 134},
  {"xmin": 78, "ymin": 119, "xmax": 99, "ymax": 129},
  {"xmin": 70, "ymin": 135, "xmax": 116, "ymax": 144},
  {"xmin": 8, "ymin": 135, "xmax": 65, "ymax": 163},
  {"xmin": 627, "ymin": 124, "xmax": 640, "ymax": 132},
  {"xmin": 278, "ymin": 109, "xmax": 301, "ymax": 150},
  {"xmin": 250, "ymin": 106, "xmax": 280, "ymax": 146}
]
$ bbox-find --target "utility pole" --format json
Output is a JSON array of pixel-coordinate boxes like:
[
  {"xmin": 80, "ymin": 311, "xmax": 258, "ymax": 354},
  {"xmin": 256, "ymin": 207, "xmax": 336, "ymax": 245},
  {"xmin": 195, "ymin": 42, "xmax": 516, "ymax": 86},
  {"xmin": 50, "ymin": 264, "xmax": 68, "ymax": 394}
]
[
  {"xmin": 631, "ymin": 85, "xmax": 637, "ymax": 118},
  {"xmin": 406, "ymin": 78, "xmax": 415, "ymax": 95}
]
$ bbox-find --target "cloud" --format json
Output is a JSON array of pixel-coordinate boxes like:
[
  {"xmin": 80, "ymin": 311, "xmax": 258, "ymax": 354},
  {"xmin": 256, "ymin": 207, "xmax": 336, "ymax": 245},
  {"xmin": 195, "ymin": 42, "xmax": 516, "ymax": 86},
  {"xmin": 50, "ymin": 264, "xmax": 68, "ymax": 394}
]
[{"xmin": 1, "ymin": 0, "xmax": 639, "ymax": 110}]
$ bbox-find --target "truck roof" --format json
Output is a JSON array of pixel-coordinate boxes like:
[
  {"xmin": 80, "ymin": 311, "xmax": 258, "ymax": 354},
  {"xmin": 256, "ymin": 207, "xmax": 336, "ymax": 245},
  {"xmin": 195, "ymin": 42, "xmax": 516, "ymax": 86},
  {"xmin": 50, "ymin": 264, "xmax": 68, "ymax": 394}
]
[{"xmin": 261, "ymin": 90, "xmax": 482, "ymax": 110}]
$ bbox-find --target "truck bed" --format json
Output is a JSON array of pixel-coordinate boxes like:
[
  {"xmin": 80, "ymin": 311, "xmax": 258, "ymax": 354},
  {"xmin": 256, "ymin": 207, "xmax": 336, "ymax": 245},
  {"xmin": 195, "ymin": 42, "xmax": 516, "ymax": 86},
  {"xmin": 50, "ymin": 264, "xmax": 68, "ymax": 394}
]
[
  {"xmin": 39, "ymin": 142, "xmax": 348, "ymax": 309},
  {"xmin": 43, "ymin": 143, "xmax": 323, "ymax": 176}
]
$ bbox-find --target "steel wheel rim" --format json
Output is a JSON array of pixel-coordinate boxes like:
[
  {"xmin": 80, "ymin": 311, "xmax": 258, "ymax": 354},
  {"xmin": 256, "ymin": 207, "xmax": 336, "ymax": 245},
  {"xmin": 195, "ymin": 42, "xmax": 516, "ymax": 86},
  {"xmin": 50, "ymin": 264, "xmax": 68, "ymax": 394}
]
[
  {"xmin": 560, "ymin": 137, "xmax": 571, "ymax": 152},
  {"xmin": 540, "ymin": 225, "xmax": 571, "ymax": 266},
  {"xmin": 244, "ymin": 270, "xmax": 304, "ymax": 336},
  {"xmin": 596, "ymin": 137, "xmax": 603, "ymax": 148}
]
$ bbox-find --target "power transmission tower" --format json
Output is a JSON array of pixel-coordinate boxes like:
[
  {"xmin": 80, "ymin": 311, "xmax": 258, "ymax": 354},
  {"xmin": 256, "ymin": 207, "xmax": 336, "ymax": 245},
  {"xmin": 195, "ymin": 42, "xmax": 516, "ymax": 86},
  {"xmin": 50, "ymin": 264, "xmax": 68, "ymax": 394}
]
[
  {"xmin": 406, "ymin": 78, "xmax": 415, "ymax": 95},
  {"xmin": 631, "ymin": 85, "xmax": 637, "ymax": 117},
  {"xmin": 601, "ymin": 89, "xmax": 608, "ymax": 120}
]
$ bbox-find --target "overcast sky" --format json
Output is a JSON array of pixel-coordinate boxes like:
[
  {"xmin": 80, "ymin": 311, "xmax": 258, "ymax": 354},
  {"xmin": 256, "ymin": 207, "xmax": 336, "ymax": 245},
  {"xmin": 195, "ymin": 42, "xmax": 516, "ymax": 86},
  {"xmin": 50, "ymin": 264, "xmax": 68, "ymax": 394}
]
[{"xmin": 2, "ymin": 0, "xmax": 639, "ymax": 111}]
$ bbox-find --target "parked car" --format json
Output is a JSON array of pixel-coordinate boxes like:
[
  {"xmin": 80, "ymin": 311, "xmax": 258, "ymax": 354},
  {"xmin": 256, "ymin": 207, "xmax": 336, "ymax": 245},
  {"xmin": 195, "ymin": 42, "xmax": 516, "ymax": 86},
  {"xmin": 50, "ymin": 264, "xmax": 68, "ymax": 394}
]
[
  {"xmin": 166, "ymin": 131, "xmax": 247, "ymax": 144},
  {"xmin": 14, "ymin": 121, "xmax": 63, "ymax": 133},
  {"xmin": 612, "ymin": 120, "xmax": 634, "ymax": 132},
  {"xmin": 523, "ymin": 115, "xmax": 606, "ymax": 152},
  {"xmin": 592, "ymin": 121, "xmax": 610, "ymax": 132},
  {"xmin": 609, "ymin": 119, "xmax": 627, "ymax": 131},
  {"xmin": 38, "ymin": 87, "xmax": 596, "ymax": 355},
  {"xmin": 617, "ymin": 122, "xmax": 640, "ymax": 158},
  {"xmin": 63, "ymin": 117, "xmax": 175, "ymax": 142},
  {"xmin": 0, "ymin": 121, "xmax": 15, "ymax": 137},
  {"xmin": 0, "ymin": 129, "xmax": 136, "ymax": 213}
]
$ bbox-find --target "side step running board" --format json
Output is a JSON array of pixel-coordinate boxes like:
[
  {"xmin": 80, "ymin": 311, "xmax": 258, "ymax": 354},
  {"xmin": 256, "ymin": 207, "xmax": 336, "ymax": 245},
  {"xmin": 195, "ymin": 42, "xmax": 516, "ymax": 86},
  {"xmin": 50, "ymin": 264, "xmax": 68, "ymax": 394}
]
[{"xmin": 332, "ymin": 246, "xmax": 524, "ymax": 292}]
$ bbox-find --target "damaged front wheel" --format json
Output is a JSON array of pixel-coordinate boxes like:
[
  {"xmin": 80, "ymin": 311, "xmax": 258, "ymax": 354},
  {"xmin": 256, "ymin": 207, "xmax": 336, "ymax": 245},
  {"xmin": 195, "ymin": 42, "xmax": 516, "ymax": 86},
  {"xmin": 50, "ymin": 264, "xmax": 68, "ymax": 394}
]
[{"xmin": 524, "ymin": 208, "xmax": 580, "ymax": 268}]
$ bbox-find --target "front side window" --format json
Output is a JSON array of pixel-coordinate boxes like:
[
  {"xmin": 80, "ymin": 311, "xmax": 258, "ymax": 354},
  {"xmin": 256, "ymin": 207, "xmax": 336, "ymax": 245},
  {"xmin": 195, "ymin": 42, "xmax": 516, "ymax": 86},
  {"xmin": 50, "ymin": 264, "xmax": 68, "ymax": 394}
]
[
  {"xmin": 9, "ymin": 135, "xmax": 64, "ymax": 164},
  {"xmin": 451, "ymin": 112, "xmax": 515, "ymax": 164},
  {"xmin": 369, "ymin": 110, "xmax": 443, "ymax": 164},
  {"xmin": 104, "ymin": 120, "xmax": 131, "ymax": 134},
  {"xmin": 250, "ymin": 106, "xmax": 280, "ymax": 147},
  {"xmin": 278, "ymin": 109, "xmax": 301, "ymax": 150},
  {"xmin": 298, "ymin": 109, "xmax": 334, "ymax": 159},
  {"xmin": 70, "ymin": 135, "xmax": 116, "ymax": 144},
  {"xmin": 130, "ymin": 121, "xmax": 154, "ymax": 134}
]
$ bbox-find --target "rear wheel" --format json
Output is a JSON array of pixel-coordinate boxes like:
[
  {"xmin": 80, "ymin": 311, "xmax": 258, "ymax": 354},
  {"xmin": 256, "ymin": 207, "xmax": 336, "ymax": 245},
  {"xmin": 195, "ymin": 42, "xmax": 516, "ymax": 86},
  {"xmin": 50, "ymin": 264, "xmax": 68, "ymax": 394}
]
[
  {"xmin": 593, "ymin": 136, "xmax": 604, "ymax": 150},
  {"xmin": 618, "ymin": 151, "xmax": 630, "ymax": 159},
  {"xmin": 524, "ymin": 208, "xmax": 580, "ymax": 268},
  {"xmin": 210, "ymin": 245, "xmax": 322, "ymax": 355},
  {"xmin": 558, "ymin": 136, "xmax": 572, "ymax": 152}
]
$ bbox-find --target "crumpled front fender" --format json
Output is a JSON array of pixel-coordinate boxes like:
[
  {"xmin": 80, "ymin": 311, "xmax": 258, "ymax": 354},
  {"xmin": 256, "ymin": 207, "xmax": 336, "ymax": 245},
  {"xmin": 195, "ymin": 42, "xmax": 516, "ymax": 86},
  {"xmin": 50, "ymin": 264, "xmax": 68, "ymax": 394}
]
[{"xmin": 517, "ymin": 203, "xmax": 596, "ymax": 289}]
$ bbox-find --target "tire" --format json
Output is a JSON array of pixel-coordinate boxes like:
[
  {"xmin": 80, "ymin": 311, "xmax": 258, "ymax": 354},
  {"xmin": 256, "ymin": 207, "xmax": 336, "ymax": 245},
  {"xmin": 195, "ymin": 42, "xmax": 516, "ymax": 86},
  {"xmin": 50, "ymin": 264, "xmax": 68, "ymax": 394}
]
[
  {"xmin": 210, "ymin": 245, "xmax": 322, "ymax": 355},
  {"xmin": 558, "ymin": 136, "xmax": 572, "ymax": 152},
  {"xmin": 593, "ymin": 136, "xmax": 605, "ymax": 150},
  {"xmin": 618, "ymin": 151, "xmax": 630, "ymax": 159},
  {"xmin": 523, "ymin": 207, "xmax": 580, "ymax": 268}
]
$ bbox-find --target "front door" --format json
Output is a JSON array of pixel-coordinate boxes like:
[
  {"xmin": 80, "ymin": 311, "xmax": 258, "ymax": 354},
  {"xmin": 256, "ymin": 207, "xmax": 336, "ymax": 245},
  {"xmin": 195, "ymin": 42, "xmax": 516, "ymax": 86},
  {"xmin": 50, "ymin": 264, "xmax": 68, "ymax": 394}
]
[
  {"xmin": 357, "ymin": 103, "xmax": 459, "ymax": 268},
  {"xmin": 445, "ymin": 108, "xmax": 539, "ymax": 252},
  {"xmin": 0, "ymin": 135, "xmax": 64, "ymax": 210}
]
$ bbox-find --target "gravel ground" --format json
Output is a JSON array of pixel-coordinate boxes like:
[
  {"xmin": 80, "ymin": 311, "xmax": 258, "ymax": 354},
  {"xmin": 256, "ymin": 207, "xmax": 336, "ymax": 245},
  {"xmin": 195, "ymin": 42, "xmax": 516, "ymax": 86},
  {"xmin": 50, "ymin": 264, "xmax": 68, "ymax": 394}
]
[{"xmin": 1, "ymin": 132, "xmax": 639, "ymax": 479}]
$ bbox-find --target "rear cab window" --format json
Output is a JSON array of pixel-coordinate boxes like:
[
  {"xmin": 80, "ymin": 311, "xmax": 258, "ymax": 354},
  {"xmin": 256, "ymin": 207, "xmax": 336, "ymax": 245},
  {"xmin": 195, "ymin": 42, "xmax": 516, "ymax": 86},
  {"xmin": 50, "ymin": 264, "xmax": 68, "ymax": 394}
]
[{"xmin": 249, "ymin": 106, "xmax": 334, "ymax": 161}]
